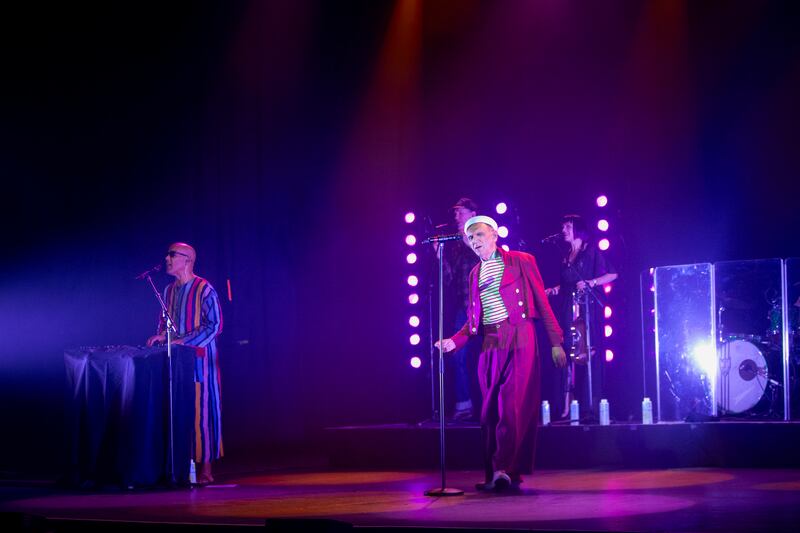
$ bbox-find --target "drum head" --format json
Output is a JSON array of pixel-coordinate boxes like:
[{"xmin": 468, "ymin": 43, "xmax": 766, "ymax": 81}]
[{"xmin": 717, "ymin": 340, "xmax": 768, "ymax": 413}]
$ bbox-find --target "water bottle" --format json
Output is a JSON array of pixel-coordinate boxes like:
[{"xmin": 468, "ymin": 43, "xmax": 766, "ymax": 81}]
[
  {"xmin": 541, "ymin": 400, "xmax": 551, "ymax": 426},
  {"xmin": 642, "ymin": 397, "xmax": 653, "ymax": 425},
  {"xmin": 599, "ymin": 399, "xmax": 610, "ymax": 426},
  {"xmin": 569, "ymin": 400, "xmax": 580, "ymax": 425},
  {"xmin": 189, "ymin": 459, "xmax": 197, "ymax": 484}
]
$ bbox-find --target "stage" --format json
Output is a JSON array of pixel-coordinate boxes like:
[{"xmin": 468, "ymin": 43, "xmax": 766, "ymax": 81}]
[
  {"xmin": 3, "ymin": 421, "xmax": 800, "ymax": 532},
  {"xmin": 2, "ymin": 465, "xmax": 800, "ymax": 532}
]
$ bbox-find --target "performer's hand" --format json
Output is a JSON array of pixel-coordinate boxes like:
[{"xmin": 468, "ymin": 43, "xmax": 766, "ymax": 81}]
[
  {"xmin": 545, "ymin": 286, "xmax": 559, "ymax": 297},
  {"xmin": 551, "ymin": 346, "xmax": 567, "ymax": 368},
  {"xmin": 146, "ymin": 334, "xmax": 166, "ymax": 347},
  {"xmin": 576, "ymin": 280, "xmax": 587, "ymax": 290},
  {"xmin": 434, "ymin": 338, "xmax": 456, "ymax": 353},
  {"xmin": 172, "ymin": 338, "xmax": 186, "ymax": 345}
]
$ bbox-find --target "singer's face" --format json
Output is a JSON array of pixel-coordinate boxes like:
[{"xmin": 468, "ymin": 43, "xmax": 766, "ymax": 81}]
[
  {"xmin": 562, "ymin": 221, "xmax": 574, "ymax": 243},
  {"xmin": 466, "ymin": 223, "xmax": 498, "ymax": 260},
  {"xmin": 453, "ymin": 207, "xmax": 475, "ymax": 234},
  {"xmin": 165, "ymin": 245, "xmax": 194, "ymax": 276}
]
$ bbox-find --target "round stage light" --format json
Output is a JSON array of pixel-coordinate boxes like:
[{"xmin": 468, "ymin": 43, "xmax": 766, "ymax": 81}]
[
  {"xmin": 604, "ymin": 284, "xmax": 612, "ymax": 294},
  {"xmin": 409, "ymin": 333, "xmax": 420, "ymax": 346},
  {"xmin": 605, "ymin": 349, "xmax": 614, "ymax": 362},
  {"xmin": 596, "ymin": 195, "xmax": 608, "ymax": 208},
  {"xmin": 410, "ymin": 356, "xmax": 422, "ymax": 369},
  {"xmin": 597, "ymin": 219, "xmax": 609, "ymax": 232},
  {"xmin": 409, "ymin": 316, "xmax": 420, "ymax": 327},
  {"xmin": 406, "ymin": 252, "xmax": 417, "ymax": 264},
  {"xmin": 604, "ymin": 325, "xmax": 613, "ymax": 338},
  {"xmin": 408, "ymin": 293, "xmax": 419, "ymax": 304},
  {"xmin": 497, "ymin": 226, "xmax": 509, "ymax": 239},
  {"xmin": 598, "ymin": 238, "xmax": 610, "ymax": 251},
  {"xmin": 501, "ymin": 244, "xmax": 510, "ymax": 252},
  {"xmin": 604, "ymin": 306, "xmax": 613, "ymax": 319},
  {"xmin": 405, "ymin": 234, "xmax": 416, "ymax": 246},
  {"xmin": 404, "ymin": 212, "xmax": 415, "ymax": 223},
  {"xmin": 407, "ymin": 275, "xmax": 419, "ymax": 287},
  {"xmin": 496, "ymin": 202, "xmax": 508, "ymax": 215}
]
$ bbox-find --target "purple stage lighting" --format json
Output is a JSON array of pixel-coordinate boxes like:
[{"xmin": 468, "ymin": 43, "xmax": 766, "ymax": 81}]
[
  {"xmin": 495, "ymin": 202, "xmax": 508, "ymax": 215},
  {"xmin": 501, "ymin": 244, "xmax": 510, "ymax": 252},
  {"xmin": 409, "ymin": 333, "xmax": 421, "ymax": 346},
  {"xmin": 408, "ymin": 293, "xmax": 419, "ymax": 304},
  {"xmin": 597, "ymin": 219, "xmax": 609, "ymax": 232},
  {"xmin": 407, "ymin": 275, "xmax": 419, "ymax": 287},
  {"xmin": 410, "ymin": 356, "xmax": 422, "ymax": 369},
  {"xmin": 596, "ymin": 195, "xmax": 608, "ymax": 208},
  {"xmin": 409, "ymin": 315, "xmax": 420, "ymax": 327},
  {"xmin": 497, "ymin": 226, "xmax": 509, "ymax": 239},
  {"xmin": 405, "ymin": 234, "xmax": 416, "ymax": 246},
  {"xmin": 604, "ymin": 284, "xmax": 612, "ymax": 294},
  {"xmin": 604, "ymin": 325, "xmax": 613, "ymax": 338},
  {"xmin": 604, "ymin": 306, "xmax": 613, "ymax": 319},
  {"xmin": 405, "ymin": 212, "xmax": 415, "ymax": 223},
  {"xmin": 598, "ymin": 238, "xmax": 610, "ymax": 251},
  {"xmin": 605, "ymin": 349, "xmax": 614, "ymax": 362},
  {"xmin": 406, "ymin": 252, "xmax": 417, "ymax": 264}
]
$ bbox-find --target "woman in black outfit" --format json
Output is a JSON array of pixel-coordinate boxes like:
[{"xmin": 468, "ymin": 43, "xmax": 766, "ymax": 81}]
[{"xmin": 545, "ymin": 215, "xmax": 618, "ymax": 419}]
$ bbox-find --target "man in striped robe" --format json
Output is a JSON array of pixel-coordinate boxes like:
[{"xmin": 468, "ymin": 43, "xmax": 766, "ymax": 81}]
[
  {"xmin": 147, "ymin": 242, "xmax": 223, "ymax": 485},
  {"xmin": 436, "ymin": 216, "xmax": 567, "ymax": 492}
]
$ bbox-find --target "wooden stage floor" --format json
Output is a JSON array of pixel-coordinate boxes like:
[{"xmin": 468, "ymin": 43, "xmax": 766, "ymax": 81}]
[{"xmin": 2, "ymin": 467, "xmax": 800, "ymax": 532}]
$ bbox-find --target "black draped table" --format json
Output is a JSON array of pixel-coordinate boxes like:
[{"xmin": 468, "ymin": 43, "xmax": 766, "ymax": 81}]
[{"xmin": 64, "ymin": 345, "xmax": 195, "ymax": 488}]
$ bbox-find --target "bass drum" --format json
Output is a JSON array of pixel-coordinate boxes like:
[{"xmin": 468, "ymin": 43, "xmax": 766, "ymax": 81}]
[{"xmin": 717, "ymin": 339, "xmax": 768, "ymax": 414}]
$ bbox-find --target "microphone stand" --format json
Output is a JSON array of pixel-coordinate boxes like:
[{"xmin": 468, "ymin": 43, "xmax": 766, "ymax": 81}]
[
  {"xmin": 421, "ymin": 234, "xmax": 463, "ymax": 497},
  {"xmin": 143, "ymin": 272, "xmax": 179, "ymax": 486}
]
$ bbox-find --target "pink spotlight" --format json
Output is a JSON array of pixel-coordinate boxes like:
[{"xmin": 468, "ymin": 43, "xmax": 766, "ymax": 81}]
[
  {"xmin": 410, "ymin": 356, "xmax": 422, "ymax": 369},
  {"xmin": 605, "ymin": 349, "xmax": 614, "ymax": 362},
  {"xmin": 405, "ymin": 234, "xmax": 416, "ymax": 246},
  {"xmin": 501, "ymin": 244, "xmax": 510, "ymax": 252},
  {"xmin": 596, "ymin": 195, "xmax": 608, "ymax": 208},
  {"xmin": 496, "ymin": 202, "xmax": 508, "ymax": 215},
  {"xmin": 409, "ymin": 333, "xmax": 421, "ymax": 346},
  {"xmin": 408, "ymin": 293, "xmax": 419, "ymax": 304},
  {"xmin": 407, "ymin": 275, "xmax": 419, "ymax": 287},
  {"xmin": 604, "ymin": 284, "xmax": 612, "ymax": 294},
  {"xmin": 497, "ymin": 226, "xmax": 509, "ymax": 238},
  {"xmin": 598, "ymin": 238, "xmax": 610, "ymax": 251},
  {"xmin": 406, "ymin": 252, "xmax": 417, "ymax": 264},
  {"xmin": 604, "ymin": 325, "xmax": 613, "ymax": 338},
  {"xmin": 597, "ymin": 219, "xmax": 609, "ymax": 232},
  {"xmin": 409, "ymin": 316, "xmax": 420, "ymax": 327},
  {"xmin": 604, "ymin": 306, "xmax": 612, "ymax": 319},
  {"xmin": 404, "ymin": 212, "xmax": 415, "ymax": 224},
  {"xmin": 649, "ymin": 267, "xmax": 655, "ymax": 275}
]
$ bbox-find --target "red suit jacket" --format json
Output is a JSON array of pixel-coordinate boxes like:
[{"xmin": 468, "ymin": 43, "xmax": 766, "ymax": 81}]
[{"xmin": 451, "ymin": 247, "xmax": 563, "ymax": 350}]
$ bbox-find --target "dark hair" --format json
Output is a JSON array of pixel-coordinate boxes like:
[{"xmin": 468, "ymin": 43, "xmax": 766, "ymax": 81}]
[{"xmin": 561, "ymin": 214, "xmax": 590, "ymax": 242}]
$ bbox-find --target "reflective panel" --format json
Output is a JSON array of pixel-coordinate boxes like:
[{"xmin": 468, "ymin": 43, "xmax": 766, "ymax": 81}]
[
  {"xmin": 654, "ymin": 263, "xmax": 715, "ymax": 422},
  {"xmin": 785, "ymin": 257, "xmax": 800, "ymax": 420},
  {"xmin": 715, "ymin": 259, "xmax": 784, "ymax": 419}
]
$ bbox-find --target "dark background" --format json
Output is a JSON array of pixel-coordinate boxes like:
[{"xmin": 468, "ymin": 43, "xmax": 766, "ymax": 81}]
[{"xmin": 2, "ymin": 0, "xmax": 799, "ymax": 475}]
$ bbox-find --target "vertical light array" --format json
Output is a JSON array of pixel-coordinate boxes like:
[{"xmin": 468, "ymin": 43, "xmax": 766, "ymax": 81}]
[
  {"xmin": 495, "ymin": 201, "xmax": 511, "ymax": 252},
  {"xmin": 405, "ymin": 211, "xmax": 422, "ymax": 369},
  {"xmin": 595, "ymin": 195, "xmax": 614, "ymax": 362}
]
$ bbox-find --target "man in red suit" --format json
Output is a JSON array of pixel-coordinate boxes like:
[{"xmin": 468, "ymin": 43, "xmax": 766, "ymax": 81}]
[{"xmin": 436, "ymin": 215, "xmax": 567, "ymax": 492}]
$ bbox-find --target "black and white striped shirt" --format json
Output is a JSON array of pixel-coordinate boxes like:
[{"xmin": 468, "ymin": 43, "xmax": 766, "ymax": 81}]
[{"xmin": 479, "ymin": 251, "xmax": 508, "ymax": 324}]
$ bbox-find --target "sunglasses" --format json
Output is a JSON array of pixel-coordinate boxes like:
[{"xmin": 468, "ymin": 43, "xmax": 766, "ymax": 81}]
[{"xmin": 166, "ymin": 250, "xmax": 190, "ymax": 258}]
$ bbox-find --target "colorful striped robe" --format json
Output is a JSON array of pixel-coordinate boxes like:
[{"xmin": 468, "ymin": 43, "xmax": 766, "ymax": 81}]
[{"xmin": 159, "ymin": 276, "xmax": 224, "ymax": 463}]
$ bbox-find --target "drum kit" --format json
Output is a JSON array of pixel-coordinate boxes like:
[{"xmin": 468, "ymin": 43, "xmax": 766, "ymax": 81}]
[{"xmin": 716, "ymin": 297, "xmax": 799, "ymax": 416}]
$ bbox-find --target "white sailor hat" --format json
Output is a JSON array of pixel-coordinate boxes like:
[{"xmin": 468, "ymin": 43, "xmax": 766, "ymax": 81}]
[{"xmin": 464, "ymin": 215, "xmax": 498, "ymax": 234}]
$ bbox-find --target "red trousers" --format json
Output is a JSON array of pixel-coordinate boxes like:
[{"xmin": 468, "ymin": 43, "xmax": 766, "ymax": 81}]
[{"xmin": 478, "ymin": 318, "xmax": 540, "ymax": 481}]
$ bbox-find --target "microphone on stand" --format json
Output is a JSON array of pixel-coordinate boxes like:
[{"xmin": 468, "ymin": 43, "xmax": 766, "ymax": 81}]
[
  {"xmin": 135, "ymin": 264, "xmax": 162, "ymax": 280},
  {"xmin": 541, "ymin": 233, "xmax": 563, "ymax": 244},
  {"xmin": 422, "ymin": 233, "xmax": 463, "ymax": 244}
]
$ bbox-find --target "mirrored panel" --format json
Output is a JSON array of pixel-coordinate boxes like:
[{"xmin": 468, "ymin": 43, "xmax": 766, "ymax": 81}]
[
  {"xmin": 787, "ymin": 257, "xmax": 800, "ymax": 420},
  {"xmin": 654, "ymin": 263, "xmax": 715, "ymax": 422},
  {"xmin": 714, "ymin": 259, "xmax": 783, "ymax": 420}
]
